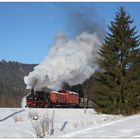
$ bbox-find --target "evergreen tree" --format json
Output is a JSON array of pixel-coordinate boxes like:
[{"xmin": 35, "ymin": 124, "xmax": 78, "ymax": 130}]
[{"xmin": 93, "ymin": 7, "xmax": 140, "ymax": 115}]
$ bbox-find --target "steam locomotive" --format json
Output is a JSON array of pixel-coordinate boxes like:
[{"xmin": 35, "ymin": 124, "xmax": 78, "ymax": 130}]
[{"xmin": 25, "ymin": 89, "xmax": 93, "ymax": 108}]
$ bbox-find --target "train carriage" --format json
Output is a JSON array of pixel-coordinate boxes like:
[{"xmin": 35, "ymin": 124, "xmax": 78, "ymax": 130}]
[{"xmin": 26, "ymin": 89, "xmax": 80, "ymax": 108}]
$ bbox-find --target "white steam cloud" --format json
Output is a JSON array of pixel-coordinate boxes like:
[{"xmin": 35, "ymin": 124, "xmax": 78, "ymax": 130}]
[{"xmin": 24, "ymin": 32, "xmax": 101, "ymax": 91}]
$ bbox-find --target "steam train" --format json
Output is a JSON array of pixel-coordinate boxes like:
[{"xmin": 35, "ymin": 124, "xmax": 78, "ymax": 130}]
[{"xmin": 25, "ymin": 89, "xmax": 93, "ymax": 108}]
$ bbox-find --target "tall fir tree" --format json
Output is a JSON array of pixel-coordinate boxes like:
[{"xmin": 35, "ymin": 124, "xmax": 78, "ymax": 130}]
[{"xmin": 93, "ymin": 7, "xmax": 140, "ymax": 115}]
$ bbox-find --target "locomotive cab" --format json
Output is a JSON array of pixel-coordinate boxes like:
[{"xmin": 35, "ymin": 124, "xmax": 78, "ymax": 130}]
[
  {"xmin": 26, "ymin": 90, "xmax": 50, "ymax": 108},
  {"xmin": 35, "ymin": 91, "xmax": 49, "ymax": 102}
]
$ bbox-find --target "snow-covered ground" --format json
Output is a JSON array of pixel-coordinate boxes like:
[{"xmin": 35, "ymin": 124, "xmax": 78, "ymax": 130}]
[
  {"xmin": 62, "ymin": 114, "xmax": 140, "ymax": 138},
  {"xmin": 0, "ymin": 108, "xmax": 140, "ymax": 138}
]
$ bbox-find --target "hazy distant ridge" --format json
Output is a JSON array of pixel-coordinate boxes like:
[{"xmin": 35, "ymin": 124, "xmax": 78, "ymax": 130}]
[{"xmin": 0, "ymin": 60, "xmax": 36, "ymax": 107}]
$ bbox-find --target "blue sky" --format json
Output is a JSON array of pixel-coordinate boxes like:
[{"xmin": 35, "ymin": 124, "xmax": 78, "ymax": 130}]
[{"xmin": 0, "ymin": 2, "xmax": 140, "ymax": 64}]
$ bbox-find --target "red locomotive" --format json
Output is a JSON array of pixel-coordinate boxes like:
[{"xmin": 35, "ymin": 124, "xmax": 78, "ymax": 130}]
[{"xmin": 26, "ymin": 89, "xmax": 80, "ymax": 108}]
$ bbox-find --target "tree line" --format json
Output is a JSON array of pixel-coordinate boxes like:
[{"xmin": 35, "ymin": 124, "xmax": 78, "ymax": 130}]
[{"xmin": 0, "ymin": 60, "xmax": 36, "ymax": 107}]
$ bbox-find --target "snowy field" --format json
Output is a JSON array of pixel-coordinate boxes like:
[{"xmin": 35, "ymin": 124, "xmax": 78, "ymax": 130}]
[{"xmin": 0, "ymin": 108, "xmax": 140, "ymax": 138}]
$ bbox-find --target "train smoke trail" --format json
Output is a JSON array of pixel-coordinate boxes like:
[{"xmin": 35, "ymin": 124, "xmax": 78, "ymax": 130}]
[
  {"xmin": 67, "ymin": 5, "xmax": 104, "ymax": 38},
  {"xmin": 24, "ymin": 32, "xmax": 101, "ymax": 91}
]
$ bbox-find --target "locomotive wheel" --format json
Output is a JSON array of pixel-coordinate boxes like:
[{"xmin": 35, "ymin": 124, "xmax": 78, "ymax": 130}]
[{"xmin": 75, "ymin": 104, "xmax": 79, "ymax": 108}]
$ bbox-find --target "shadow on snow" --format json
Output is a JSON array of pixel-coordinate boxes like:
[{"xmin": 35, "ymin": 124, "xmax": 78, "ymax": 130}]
[{"xmin": 0, "ymin": 109, "xmax": 25, "ymax": 122}]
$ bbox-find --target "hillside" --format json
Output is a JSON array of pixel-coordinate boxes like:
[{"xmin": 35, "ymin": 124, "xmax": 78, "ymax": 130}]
[{"xmin": 0, "ymin": 60, "xmax": 36, "ymax": 107}]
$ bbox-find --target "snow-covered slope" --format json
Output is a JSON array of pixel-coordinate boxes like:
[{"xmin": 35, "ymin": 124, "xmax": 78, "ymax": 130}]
[
  {"xmin": 62, "ymin": 114, "xmax": 140, "ymax": 138},
  {"xmin": 0, "ymin": 108, "xmax": 139, "ymax": 138}
]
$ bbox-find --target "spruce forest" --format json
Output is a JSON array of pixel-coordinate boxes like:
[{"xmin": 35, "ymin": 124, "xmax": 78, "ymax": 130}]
[{"xmin": 0, "ymin": 60, "xmax": 36, "ymax": 107}]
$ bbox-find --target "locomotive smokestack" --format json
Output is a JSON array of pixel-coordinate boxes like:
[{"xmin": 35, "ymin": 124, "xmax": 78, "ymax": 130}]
[{"xmin": 31, "ymin": 89, "xmax": 34, "ymax": 95}]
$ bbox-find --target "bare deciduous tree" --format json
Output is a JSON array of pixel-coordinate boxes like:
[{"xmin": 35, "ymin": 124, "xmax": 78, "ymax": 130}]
[{"xmin": 32, "ymin": 114, "xmax": 50, "ymax": 138}]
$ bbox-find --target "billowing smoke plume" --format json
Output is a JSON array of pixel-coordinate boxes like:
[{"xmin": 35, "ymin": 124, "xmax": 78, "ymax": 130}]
[
  {"xmin": 67, "ymin": 6, "xmax": 104, "ymax": 38},
  {"xmin": 24, "ymin": 5, "xmax": 104, "ymax": 91},
  {"xmin": 24, "ymin": 32, "xmax": 101, "ymax": 91}
]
